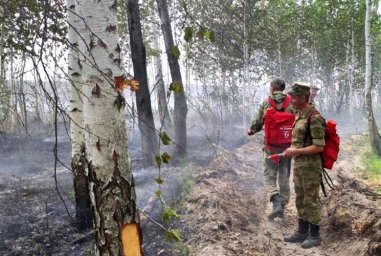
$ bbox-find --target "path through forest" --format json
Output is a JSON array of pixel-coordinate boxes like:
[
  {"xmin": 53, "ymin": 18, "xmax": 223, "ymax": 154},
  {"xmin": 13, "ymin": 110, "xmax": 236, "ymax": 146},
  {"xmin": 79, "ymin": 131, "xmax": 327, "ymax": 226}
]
[{"xmin": 180, "ymin": 132, "xmax": 381, "ymax": 256}]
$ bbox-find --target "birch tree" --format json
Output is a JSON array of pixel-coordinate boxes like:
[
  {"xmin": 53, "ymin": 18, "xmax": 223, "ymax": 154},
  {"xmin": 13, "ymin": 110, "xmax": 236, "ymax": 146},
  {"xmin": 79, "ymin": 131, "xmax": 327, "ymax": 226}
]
[
  {"xmin": 156, "ymin": 0, "xmax": 188, "ymax": 159},
  {"xmin": 0, "ymin": 4, "xmax": 4, "ymax": 92},
  {"xmin": 152, "ymin": 21, "xmax": 172, "ymax": 134},
  {"xmin": 365, "ymin": 0, "xmax": 381, "ymax": 156},
  {"xmin": 67, "ymin": 0, "xmax": 92, "ymax": 230},
  {"xmin": 77, "ymin": 0, "xmax": 142, "ymax": 254},
  {"xmin": 126, "ymin": 0, "xmax": 159, "ymax": 167}
]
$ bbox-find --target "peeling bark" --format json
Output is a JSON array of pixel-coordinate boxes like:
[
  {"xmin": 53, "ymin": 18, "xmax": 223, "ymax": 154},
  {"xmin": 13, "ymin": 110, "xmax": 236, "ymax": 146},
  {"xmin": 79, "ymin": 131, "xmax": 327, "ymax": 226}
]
[
  {"xmin": 77, "ymin": 0, "xmax": 143, "ymax": 254},
  {"xmin": 67, "ymin": 0, "xmax": 92, "ymax": 230}
]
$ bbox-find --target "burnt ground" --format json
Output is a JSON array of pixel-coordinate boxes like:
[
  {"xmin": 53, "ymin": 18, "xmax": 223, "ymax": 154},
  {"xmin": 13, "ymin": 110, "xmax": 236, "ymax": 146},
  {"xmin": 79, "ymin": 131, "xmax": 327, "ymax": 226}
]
[{"xmin": 0, "ymin": 115, "xmax": 381, "ymax": 256}]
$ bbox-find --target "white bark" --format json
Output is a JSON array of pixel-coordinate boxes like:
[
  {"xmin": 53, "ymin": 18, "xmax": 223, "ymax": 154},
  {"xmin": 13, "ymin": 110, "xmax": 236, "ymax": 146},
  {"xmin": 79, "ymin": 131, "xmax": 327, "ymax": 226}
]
[
  {"xmin": 365, "ymin": 0, "xmax": 381, "ymax": 155},
  {"xmin": 77, "ymin": 0, "xmax": 141, "ymax": 254},
  {"xmin": 152, "ymin": 21, "xmax": 172, "ymax": 133},
  {"xmin": 242, "ymin": 1, "xmax": 248, "ymax": 130},
  {"xmin": 68, "ymin": 0, "xmax": 84, "ymax": 158},
  {"xmin": 365, "ymin": 0, "xmax": 372, "ymax": 99},
  {"xmin": 68, "ymin": 0, "xmax": 92, "ymax": 230},
  {"xmin": 0, "ymin": 5, "xmax": 4, "ymax": 82}
]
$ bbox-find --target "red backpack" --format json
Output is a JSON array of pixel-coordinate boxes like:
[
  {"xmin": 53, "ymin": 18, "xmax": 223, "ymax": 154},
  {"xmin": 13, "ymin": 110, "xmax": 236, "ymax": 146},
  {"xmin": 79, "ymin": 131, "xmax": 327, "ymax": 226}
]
[
  {"xmin": 322, "ymin": 119, "xmax": 340, "ymax": 169},
  {"xmin": 264, "ymin": 95, "xmax": 295, "ymax": 151},
  {"xmin": 308, "ymin": 111, "xmax": 340, "ymax": 169},
  {"xmin": 307, "ymin": 111, "xmax": 340, "ymax": 196}
]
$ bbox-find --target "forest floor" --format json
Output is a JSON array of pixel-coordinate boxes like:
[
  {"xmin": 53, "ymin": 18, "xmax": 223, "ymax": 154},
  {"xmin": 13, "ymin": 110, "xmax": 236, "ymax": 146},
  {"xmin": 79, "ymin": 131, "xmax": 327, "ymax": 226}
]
[
  {"xmin": 0, "ymin": 118, "xmax": 381, "ymax": 256},
  {"xmin": 179, "ymin": 131, "xmax": 381, "ymax": 256}
]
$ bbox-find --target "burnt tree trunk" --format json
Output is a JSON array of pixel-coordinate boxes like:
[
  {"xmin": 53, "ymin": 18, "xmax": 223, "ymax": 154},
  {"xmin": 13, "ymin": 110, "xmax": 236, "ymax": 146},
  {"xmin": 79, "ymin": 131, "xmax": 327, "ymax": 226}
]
[
  {"xmin": 156, "ymin": 0, "xmax": 188, "ymax": 160},
  {"xmin": 67, "ymin": 0, "xmax": 92, "ymax": 230},
  {"xmin": 127, "ymin": 0, "xmax": 159, "ymax": 167},
  {"xmin": 71, "ymin": 145, "xmax": 92, "ymax": 229}
]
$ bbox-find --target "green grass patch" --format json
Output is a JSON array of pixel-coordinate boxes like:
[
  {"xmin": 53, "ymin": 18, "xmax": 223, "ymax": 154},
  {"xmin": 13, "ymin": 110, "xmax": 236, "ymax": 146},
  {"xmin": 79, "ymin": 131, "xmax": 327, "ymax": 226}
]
[
  {"xmin": 360, "ymin": 151, "xmax": 381, "ymax": 176},
  {"xmin": 359, "ymin": 149, "xmax": 381, "ymax": 192},
  {"xmin": 375, "ymin": 187, "xmax": 381, "ymax": 196}
]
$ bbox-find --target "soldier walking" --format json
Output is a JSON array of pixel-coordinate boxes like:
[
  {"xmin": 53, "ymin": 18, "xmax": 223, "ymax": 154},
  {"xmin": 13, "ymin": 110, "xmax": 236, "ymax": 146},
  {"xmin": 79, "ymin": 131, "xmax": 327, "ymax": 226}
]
[{"xmin": 248, "ymin": 78, "xmax": 295, "ymax": 220}]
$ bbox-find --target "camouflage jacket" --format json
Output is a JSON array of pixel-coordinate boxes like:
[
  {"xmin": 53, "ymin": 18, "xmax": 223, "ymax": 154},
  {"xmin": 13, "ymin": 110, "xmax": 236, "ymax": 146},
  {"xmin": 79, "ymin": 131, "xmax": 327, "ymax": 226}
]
[
  {"xmin": 250, "ymin": 91, "xmax": 296, "ymax": 133},
  {"xmin": 292, "ymin": 106, "xmax": 326, "ymax": 169}
]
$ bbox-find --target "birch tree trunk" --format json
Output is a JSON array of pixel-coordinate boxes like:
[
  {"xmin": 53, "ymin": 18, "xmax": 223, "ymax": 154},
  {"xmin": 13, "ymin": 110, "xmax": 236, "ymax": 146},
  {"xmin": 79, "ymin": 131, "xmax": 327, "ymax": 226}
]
[
  {"xmin": 77, "ymin": 0, "xmax": 142, "ymax": 254},
  {"xmin": 346, "ymin": 23, "xmax": 355, "ymax": 122},
  {"xmin": 126, "ymin": 0, "xmax": 159, "ymax": 167},
  {"xmin": 19, "ymin": 53, "xmax": 27, "ymax": 136},
  {"xmin": 156, "ymin": 0, "xmax": 188, "ymax": 160},
  {"xmin": 152, "ymin": 21, "xmax": 172, "ymax": 134},
  {"xmin": 0, "ymin": 4, "xmax": 4, "ymax": 93},
  {"xmin": 365, "ymin": 0, "xmax": 381, "ymax": 156},
  {"xmin": 67, "ymin": 0, "xmax": 92, "ymax": 230},
  {"xmin": 242, "ymin": 1, "xmax": 248, "ymax": 131}
]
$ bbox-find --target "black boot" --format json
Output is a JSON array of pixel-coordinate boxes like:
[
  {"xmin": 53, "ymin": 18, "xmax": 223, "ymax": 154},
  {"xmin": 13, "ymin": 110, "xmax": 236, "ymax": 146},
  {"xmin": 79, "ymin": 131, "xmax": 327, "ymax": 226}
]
[
  {"xmin": 268, "ymin": 194, "xmax": 284, "ymax": 220},
  {"xmin": 301, "ymin": 223, "xmax": 321, "ymax": 249},
  {"xmin": 284, "ymin": 219, "xmax": 309, "ymax": 243}
]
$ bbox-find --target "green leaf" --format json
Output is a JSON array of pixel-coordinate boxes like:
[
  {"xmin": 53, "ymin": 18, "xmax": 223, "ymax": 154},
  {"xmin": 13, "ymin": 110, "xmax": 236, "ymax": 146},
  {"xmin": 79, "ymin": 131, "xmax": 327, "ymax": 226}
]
[
  {"xmin": 159, "ymin": 131, "xmax": 172, "ymax": 145},
  {"xmin": 169, "ymin": 82, "xmax": 183, "ymax": 93},
  {"xmin": 167, "ymin": 208, "xmax": 180, "ymax": 218},
  {"xmin": 171, "ymin": 46, "xmax": 180, "ymax": 60},
  {"xmin": 184, "ymin": 27, "xmax": 193, "ymax": 42},
  {"xmin": 155, "ymin": 155, "xmax": 161, "ymax": 168},
  {"xmin": 165, "ymin": 228, "xmax": 181, "ymax": 242},
  {"xmin": 161, "ymin": 152, "xmax": 171, "ymax": 164},
  {"xmin": 162, "ymin": 207, "xmax": 179, "ymax": 222},
  {"xmin": 155, "ymin": 177, "xmax": 164, "ymax": 184},
  {"xmin": 155, "ymin": 189, "xmax": 162, "ymax": 197},
  {"xmin": 205, "ymin": 30, "xmax": 215, "ymax": 43},
  {"xmin": 197, "ymin": 26, "xmax": 206, "ymax": 40},
  {"xmin": 162, "ymin": 209, "xmax": 169, "ymax": 222}
]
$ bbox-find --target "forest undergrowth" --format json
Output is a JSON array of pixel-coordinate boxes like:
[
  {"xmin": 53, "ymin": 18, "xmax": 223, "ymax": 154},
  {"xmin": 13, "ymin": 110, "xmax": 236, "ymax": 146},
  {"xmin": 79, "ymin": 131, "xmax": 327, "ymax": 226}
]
[{"xmin": 1, "ymin": 122, "xmax": 381, "ymax": 256}]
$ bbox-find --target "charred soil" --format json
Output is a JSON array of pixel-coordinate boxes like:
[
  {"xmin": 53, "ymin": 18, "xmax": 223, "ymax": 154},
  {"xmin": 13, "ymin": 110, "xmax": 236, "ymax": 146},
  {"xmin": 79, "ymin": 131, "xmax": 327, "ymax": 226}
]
[{"xmin": 0, "ymin": 122, "xmax": 381, "ymax": 256}]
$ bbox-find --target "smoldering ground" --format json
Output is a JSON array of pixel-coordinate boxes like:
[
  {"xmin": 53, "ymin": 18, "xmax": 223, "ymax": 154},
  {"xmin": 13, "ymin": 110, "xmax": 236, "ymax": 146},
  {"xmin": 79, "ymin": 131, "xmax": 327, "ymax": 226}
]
[
  {"xmin": 0, "ymin": 110, "xmax": 248, "ymax": 255},
  {"xmin": 0, "ymin": 109, "xmax": 380, "ymax": 255}
]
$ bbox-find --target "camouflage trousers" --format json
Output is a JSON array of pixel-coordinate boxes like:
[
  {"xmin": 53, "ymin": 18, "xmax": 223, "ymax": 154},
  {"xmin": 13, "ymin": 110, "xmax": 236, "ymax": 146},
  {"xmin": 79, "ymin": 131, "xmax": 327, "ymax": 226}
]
[
  {"xmin": 263, "ymin": 149, "xmax": 291, "ymax": 206},
  {"xmin": 293, "ymin": 166, "xmax": 322, "ymax": 225}
]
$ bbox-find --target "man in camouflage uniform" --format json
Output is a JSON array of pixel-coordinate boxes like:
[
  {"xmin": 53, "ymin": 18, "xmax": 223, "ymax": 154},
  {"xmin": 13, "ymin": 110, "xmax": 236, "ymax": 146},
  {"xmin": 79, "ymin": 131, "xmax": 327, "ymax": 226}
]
[
  {"xmin": 283, "ymin": 82, "xmax": 325, "ymax": 249},
  {"xmin": 247, "ymin": 77, "xmax": 295, "ymax": 220}
]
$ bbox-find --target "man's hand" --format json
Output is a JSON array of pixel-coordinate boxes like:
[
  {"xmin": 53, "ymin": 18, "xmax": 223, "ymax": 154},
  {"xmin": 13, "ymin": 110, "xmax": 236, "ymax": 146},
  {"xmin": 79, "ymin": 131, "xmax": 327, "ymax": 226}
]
[
  {"xmin": 283, "ymin": 147, "xmax": 300, "ymax": 158},
  {"xmin": 247, "ymin": 129, "xmax": 254, "ymax": 136}
]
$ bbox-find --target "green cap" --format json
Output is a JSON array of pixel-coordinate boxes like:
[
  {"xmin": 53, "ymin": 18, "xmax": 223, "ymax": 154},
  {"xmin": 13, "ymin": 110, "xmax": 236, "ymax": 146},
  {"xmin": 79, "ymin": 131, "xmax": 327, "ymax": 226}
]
[
  {"xmin": 270, "ymin": 77, "xmax": 285, "ymax": 90},
  {"xmin": 288, "ymin": 82, "xmax": 311, "ymax": 96}
]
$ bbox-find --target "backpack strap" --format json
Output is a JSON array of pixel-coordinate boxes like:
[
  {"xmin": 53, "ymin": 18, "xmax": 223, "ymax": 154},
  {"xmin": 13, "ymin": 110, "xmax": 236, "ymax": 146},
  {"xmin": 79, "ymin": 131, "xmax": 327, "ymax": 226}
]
[
  {"xmin": 267, "ymin": 95, "xmax": 291, "ymax": 110},
  {"xmin": 303, "ymin": 108, "xmax": 320, "ymax": 147},
  {"xmin": 305, "ymin": 109, "xmax": 335, "ymax": 197},
  {"xmin": 307, "ymin": 108, "xmax": 320, "ymax": 123}
]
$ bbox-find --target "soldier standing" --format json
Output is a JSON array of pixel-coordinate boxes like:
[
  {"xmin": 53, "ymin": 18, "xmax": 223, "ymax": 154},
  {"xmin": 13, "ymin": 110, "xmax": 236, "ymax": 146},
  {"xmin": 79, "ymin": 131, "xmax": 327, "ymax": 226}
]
[
  {"xmin": 309, "ymin": 85, "xmax": 319, "ymax": 107},
  {"xmin": 283, "ymin": 82, "xmax": 326, "ymax": 249},
  {"xmin": 247, "ymin": 78, "xmax": 295, "ymax": 220}
]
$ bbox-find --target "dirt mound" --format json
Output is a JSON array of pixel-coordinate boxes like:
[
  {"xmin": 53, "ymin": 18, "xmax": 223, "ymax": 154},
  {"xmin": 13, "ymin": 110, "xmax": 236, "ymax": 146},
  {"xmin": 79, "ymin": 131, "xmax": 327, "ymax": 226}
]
[
  {"xmin": 181, "ymin": 136, "xmax": 381, "ymax": 256},
  {"xmin": 181, "ymin": 145, "xmax": 267, "ymax": 255}
]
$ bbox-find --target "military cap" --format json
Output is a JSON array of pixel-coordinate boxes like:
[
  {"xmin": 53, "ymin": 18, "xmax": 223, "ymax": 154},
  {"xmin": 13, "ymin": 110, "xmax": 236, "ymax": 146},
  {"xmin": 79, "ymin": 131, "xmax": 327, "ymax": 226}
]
[
  {"xmin": 288, "ymin": 82, "xmax": 311, "ymax": 96},
  {"xmin": 270, "ymin": 77, "xmax": 285, "ymax": 90}
]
